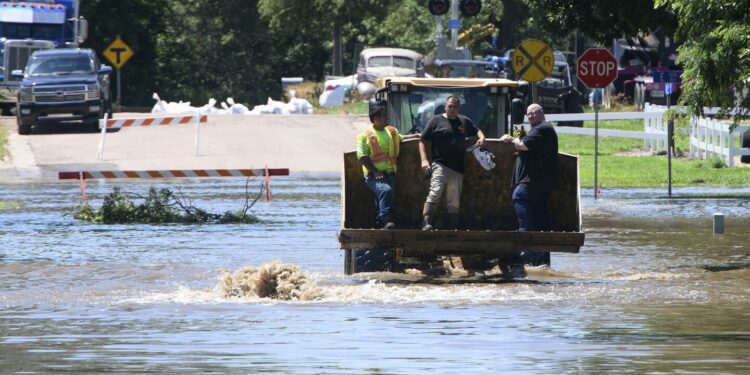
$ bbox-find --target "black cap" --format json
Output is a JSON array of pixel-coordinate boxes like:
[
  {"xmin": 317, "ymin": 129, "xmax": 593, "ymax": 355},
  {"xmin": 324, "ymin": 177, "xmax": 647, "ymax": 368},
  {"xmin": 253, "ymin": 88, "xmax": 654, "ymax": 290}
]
[{"xmin": 368, "ymin": 98, "xmax": 387, "ymax": 117}]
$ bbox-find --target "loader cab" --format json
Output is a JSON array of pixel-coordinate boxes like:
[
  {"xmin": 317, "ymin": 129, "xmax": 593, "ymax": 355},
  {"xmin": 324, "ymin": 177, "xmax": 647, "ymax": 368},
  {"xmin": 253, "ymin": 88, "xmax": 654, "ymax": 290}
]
[{"xmin": 376, "ymin": 77, "xmax": 519, "ymax": 138}]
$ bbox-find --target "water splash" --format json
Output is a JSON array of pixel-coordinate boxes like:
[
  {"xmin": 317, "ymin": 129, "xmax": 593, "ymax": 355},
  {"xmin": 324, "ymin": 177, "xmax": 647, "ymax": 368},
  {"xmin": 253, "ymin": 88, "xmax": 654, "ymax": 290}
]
[{"xmin": 218, "ymin": 261, "xmax": 322, "ymax": 301}]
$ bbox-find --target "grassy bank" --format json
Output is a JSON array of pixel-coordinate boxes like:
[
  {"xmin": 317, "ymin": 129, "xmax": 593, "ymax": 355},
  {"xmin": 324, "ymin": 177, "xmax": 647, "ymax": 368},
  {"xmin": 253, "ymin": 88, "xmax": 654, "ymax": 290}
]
[{"xmin": 558, "ymin": 107, "xmax": 750, "ymax": 188}]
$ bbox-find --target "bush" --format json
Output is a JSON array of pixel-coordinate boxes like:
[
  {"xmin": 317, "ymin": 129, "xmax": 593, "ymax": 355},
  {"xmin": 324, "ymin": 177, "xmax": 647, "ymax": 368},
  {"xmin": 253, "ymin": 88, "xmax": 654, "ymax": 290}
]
[
  {"xmin": 76, "ymin": 185, "xmax": 261, "ymax": 224},
  {"xmin": 707, "ymin": 156, "xmax": 726, "ymax": 169}
]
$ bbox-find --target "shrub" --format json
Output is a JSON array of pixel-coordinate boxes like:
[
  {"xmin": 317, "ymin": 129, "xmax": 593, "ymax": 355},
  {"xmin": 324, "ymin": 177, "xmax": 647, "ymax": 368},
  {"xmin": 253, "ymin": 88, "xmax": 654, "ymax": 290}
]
[{"xmin": 76, "ymin": 183, "xmax": 262, "ymax": 224}]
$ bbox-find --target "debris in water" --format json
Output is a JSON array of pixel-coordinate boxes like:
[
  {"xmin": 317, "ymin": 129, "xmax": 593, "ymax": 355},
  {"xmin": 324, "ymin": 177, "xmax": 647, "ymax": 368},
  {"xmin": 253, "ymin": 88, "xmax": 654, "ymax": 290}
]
[
  {"xmin": 75, "ymin": 182, "xmax": 262, "ymax": 224},
  {"xmin": 219, "ymin": 261, "xmax": 322, "ymax": 301}
]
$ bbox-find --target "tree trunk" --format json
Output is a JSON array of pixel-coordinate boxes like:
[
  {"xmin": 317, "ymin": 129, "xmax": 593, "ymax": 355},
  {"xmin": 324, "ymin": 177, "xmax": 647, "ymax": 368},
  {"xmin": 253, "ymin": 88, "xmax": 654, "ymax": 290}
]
[
  {"xmin": 333, "ymin": 21, "xmax": 342, "ymax": 76},
  {"xmin": 499, "ymin": 0, "xmax": 521, "ymax": 51}
]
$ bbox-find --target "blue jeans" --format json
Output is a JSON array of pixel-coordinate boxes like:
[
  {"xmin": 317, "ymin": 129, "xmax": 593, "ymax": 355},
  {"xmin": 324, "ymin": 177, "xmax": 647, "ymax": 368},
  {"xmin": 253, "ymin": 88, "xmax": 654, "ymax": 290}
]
[
  {"xmin": 512, "ymin": 183, "xmax": 551, "ymax": 266},
  {"xmin": 512, "ymin": 183, "xmax": 551, "ymax": 232},
  {"xmin": 365, "ymin": 173, "xmax": 396, "ymax": 227}
]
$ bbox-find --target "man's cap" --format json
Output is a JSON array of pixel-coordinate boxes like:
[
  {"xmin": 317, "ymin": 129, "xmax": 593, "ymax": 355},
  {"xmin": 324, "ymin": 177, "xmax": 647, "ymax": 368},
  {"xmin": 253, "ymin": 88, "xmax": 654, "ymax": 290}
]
[{"xmin": 368, "ymin": 98, "xmax": 387, "ymax": 117}]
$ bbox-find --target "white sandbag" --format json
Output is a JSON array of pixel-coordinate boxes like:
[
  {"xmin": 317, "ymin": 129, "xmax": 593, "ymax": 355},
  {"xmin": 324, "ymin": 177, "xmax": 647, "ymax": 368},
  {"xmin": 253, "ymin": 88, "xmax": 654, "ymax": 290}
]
[{"xmin": 151, "ymin": 93, "xmax": 167, "ymax": 113}]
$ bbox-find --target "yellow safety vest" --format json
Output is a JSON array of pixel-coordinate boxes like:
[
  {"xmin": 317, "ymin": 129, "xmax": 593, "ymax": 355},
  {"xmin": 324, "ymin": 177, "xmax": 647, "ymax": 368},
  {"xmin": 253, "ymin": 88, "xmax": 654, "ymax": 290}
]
[{"xmin": 362, "ymin": 126, "xmax": 400, "ymax": 175}]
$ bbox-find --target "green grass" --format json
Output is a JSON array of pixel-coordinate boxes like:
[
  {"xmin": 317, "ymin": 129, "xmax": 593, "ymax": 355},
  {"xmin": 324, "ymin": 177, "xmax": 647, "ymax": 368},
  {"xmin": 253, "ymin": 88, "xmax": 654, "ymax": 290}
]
[
  {"xmin": 0, "ymin": 125, "xmax": 6, "ymax": 160},
  {"xmin": 314, "ymin": 98, "xmax": 368, "ymax": 115},
  {"xmin": 558, "ymin": 113, "xmax": 750, "ymax": 188},
  {"xmin": 575, "ymin": 154, "xmax": 750, "ymax": 188}
]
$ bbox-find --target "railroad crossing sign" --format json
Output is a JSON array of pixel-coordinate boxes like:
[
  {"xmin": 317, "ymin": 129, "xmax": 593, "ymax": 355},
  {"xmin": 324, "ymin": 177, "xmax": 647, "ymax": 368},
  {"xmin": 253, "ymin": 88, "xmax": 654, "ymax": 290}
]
[
  {"xmin": 576, "ymin": 48, "xmax": 618, "ymax": 89},
  {"xmin": 103, "ymin": 37, "xmax": 133, "ymax": 69},
  {"xmin": 511, "ymin": 39, "xmax": 554, "ymax": 82}
]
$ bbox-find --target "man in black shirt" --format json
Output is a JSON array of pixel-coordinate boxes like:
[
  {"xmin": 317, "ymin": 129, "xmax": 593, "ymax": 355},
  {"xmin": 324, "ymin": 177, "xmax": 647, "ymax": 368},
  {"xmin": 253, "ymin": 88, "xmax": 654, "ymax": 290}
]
[
  {"xmin": 419, "ymin": 96, "xmax": 486, "ymax": 230},
  {"xmin": 500, "ymin": 103, "xmax": 558, "ymax": 266}
]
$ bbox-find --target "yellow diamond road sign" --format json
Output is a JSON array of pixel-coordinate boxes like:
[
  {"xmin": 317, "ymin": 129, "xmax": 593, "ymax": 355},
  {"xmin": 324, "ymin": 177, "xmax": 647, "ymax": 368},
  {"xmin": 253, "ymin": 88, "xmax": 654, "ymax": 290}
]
[
  {"xmin": 511, "ymin": 39, "xmax": 554, "ymax": 83},
  {"xmin": 103, "ymin": 37, "xmax": 133, "ymax": 69}
]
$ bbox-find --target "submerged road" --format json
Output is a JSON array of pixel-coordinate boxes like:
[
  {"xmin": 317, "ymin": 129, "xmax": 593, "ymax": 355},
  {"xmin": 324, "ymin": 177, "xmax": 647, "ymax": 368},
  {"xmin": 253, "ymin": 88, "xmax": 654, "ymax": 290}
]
[{"xmin": 0, "ymin": 113, "xmax": 370, "ymax": 179}]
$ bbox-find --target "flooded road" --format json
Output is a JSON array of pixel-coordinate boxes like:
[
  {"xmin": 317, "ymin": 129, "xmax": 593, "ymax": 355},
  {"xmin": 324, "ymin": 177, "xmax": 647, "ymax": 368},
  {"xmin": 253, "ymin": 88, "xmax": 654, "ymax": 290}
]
[{"xmin": 1, "ymin": 178, "xmax": 748, "ymax": 373}]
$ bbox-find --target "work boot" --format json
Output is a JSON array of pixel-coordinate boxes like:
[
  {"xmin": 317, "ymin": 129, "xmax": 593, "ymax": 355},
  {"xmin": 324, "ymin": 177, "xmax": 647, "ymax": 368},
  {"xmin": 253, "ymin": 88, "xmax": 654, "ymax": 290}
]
[
  {"xmin": 421, "ymin": 202, "xmax": 437, "ymax": 231},
  {"xmin": 446, "ymin": 213, "xmax": 460, "ymax": 230},
  {"xmin": 382, "ymin": 215, "xmax": 395, "ymax": 230},
  {"xmin": 421, "ymin": 216, "xmax": 433, "ymax": 231}
]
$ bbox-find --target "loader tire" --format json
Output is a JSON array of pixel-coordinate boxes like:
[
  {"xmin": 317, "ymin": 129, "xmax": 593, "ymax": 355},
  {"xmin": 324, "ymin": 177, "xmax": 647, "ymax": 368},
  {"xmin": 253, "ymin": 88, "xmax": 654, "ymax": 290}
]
[
  {"xmin": 345, "ymin": 248, "xmax": 395, "ymax": 275},
  {"xmin": 459, "ymin": 255, "xmax": 496, "ymax": 272}
]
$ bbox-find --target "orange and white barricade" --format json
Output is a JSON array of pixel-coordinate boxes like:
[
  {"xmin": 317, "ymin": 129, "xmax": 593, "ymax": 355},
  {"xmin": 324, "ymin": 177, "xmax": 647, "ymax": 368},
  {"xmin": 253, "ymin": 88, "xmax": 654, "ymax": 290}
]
[
  {"xmin": 97, "ymin": 112, "xmax": 209, "ymax": 160},
  {"xmin": 60, "ymin": 168, "xmax": 290, "ymax": 201}
]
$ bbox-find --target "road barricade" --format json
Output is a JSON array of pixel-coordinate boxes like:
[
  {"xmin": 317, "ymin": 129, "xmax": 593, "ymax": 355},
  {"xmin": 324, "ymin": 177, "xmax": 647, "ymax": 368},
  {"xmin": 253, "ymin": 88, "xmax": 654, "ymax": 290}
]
[
  {"xmin": 97, "ymin": 113, "xmax": 208, "ymax": 160},
  {"xmin": 60, "ymin": 167, "xmax": 289, "ymax": 202}
]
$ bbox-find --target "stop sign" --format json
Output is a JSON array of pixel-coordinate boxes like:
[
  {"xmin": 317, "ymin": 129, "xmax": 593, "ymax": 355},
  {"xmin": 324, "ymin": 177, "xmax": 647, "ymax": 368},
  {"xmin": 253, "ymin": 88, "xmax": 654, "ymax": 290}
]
[{"xmin": 577, "ymin": 48, "xmax": 618, "ymax": 89}]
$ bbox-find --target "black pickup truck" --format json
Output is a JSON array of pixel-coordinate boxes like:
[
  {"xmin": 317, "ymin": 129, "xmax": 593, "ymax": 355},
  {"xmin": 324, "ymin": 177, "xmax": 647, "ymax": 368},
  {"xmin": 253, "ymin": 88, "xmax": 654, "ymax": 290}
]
[{"xmin": 13, "ymin": 48, "xmax": 112, "ymax": 135}]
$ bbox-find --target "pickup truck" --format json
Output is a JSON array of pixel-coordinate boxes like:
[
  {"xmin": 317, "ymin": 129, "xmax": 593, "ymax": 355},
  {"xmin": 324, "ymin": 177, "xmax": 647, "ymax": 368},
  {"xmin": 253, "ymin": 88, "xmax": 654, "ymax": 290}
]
[{"xmin": 14, "ymin": 48, "xmax": 112, "ymax": 135}]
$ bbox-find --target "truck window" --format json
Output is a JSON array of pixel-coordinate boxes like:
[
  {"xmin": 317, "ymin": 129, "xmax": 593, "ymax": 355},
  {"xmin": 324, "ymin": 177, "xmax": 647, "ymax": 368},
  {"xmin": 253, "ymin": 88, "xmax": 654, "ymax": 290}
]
[
  {"xmin": 5, "ymin": 23, "xmax": 32, "ymax": 38},
  {"xmin": 32, "ymin": 24, "xmax": 61, "ymax": 40},
  {"xmin": 396, "ymin": 89, "xmax": 491, "ymax": 134},
  {"xmin": 368, "ymin": 56, "xmax": 415, "ymax": 69},
  {"xmin": 27, "ymin": 56, "xmax": 94, "ymax": 76},
  {"xmin": 392, "ymin": 57, "xmax": 415, "ymax": 69}
]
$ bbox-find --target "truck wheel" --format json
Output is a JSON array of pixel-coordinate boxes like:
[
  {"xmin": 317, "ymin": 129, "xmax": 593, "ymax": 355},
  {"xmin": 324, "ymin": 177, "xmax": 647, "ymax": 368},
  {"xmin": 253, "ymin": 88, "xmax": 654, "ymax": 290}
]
[
  {"xmin": 87, "ymin": 119, "xmax": 101, "ymax": 133},
  {"xmin": 106, "ymin": 99, "xmax": 114, "ymax": 118},
  {"xmin": 638, "ymin": 84, "xmax": 646, "ymax": 110},
  {"xmin": 741, "ymin": 131, "xmax": 750, "ymax": 164},
  {"xmin": 559, "ymin": 96, "xmax": 584, "ymax": 127},
  {"xmin": 345, "ymin": 248, "xmax": 395, "ymax": 274},
  {"xmin": 17, "ymin": 115, "xmax": 32, "ymax": 135},
  {"xmin": 634, "ymin": 83, "xmax": 643, "ymax": 110}
]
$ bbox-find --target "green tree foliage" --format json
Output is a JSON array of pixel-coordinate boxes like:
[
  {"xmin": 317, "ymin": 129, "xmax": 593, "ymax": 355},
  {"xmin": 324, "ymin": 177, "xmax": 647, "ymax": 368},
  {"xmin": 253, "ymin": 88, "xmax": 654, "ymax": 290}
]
[
  {"xmin": 258, "ymin": 0, "xmax": 397, "ymax": 76},
  {"xmin": 527, "ymin": 0, "xmax": 676, "ymax": 45},
  {"xmin": 656, "ymin": 0, "xmax": 749, "ymax": 121},
  {"xmin": 80, "ymin": 0, "xmax": 168, "ymax": 106},
  {"xmin": 155, "ymin": 0, "xmax": 284, "ymax": 105},
  {"xmin": 85, "ymin": 0, "xmax": 672, "ymax": 107}
]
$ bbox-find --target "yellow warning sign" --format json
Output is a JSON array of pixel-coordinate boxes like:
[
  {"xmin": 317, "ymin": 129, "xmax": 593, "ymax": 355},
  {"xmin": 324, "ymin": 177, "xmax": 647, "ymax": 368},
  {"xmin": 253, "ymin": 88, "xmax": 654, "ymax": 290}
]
[
  {"xmin": 102, "ymin": 37, "xmax": 133, "ymax": 69},
  {"xmin": 511, "ymin": 39, "xmax": 554, "ymax": 82}
]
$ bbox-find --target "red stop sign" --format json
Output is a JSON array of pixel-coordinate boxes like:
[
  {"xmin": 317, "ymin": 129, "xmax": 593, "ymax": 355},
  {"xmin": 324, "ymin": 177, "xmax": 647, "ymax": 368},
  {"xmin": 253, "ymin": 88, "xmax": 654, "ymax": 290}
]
[{"xmin": 577, "ymin": 48, "xmax": 618, "ymax": 89}]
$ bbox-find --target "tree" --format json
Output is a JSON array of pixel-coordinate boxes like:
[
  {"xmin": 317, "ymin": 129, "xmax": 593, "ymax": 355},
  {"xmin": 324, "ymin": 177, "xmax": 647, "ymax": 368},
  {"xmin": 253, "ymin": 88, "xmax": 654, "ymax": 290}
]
[
  {"xmin": 656, "ymin": 0, "xmax": 749, "ymax": 122},
  {"xmin": 81, "ymin": 0, "xmax": 168, "ymax": 106},
  {"xmin": 156, "ymin": 0, "xmax": 284, "ymax": 106},
  {"xmin": 258, "ymin": 0, "xmax": 395, "ymax": 76},
  {"xmin": 527, "ymin": 0, "xmax": 676, "ymax": 45}
]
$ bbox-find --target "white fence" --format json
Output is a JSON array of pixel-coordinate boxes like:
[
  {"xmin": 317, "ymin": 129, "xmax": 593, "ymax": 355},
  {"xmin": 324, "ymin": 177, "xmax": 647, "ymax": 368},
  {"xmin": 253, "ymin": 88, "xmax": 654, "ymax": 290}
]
[
  {"xmin": 521, "ymin": 109, "xmax": 669, "ymax": 153},
  {"xmin": 525, "ymin": 104, "xmax": 749, "ymax": 167},
  {"xmin": 646, "ymin": 103, "xmax": 750, "ymax": 167},
  {"xmin": 689, "ymin": 117, "xmax": 750, "ymax": 168}
]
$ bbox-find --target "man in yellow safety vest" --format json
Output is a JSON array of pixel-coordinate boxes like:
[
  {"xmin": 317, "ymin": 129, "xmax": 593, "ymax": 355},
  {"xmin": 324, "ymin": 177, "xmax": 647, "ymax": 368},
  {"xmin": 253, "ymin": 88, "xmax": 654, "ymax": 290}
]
[{"xmin": 356, "ymin": 98, "xmax": 419, "ymax": 229}]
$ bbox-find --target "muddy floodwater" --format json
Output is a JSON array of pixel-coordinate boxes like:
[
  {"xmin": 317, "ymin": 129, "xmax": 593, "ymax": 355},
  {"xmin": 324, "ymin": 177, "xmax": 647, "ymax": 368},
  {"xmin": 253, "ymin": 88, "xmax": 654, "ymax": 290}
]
[{"xmin": 1, "ymin": 178, "xmax": 748, "ymax": 373}]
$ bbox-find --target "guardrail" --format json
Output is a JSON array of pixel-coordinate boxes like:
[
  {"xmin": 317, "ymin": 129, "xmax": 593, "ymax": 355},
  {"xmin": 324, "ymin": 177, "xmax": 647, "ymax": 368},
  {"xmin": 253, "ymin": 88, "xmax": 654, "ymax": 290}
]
[{"xmin": 97, "ymin": 113, "xmax": 208, "ymax": 160}]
